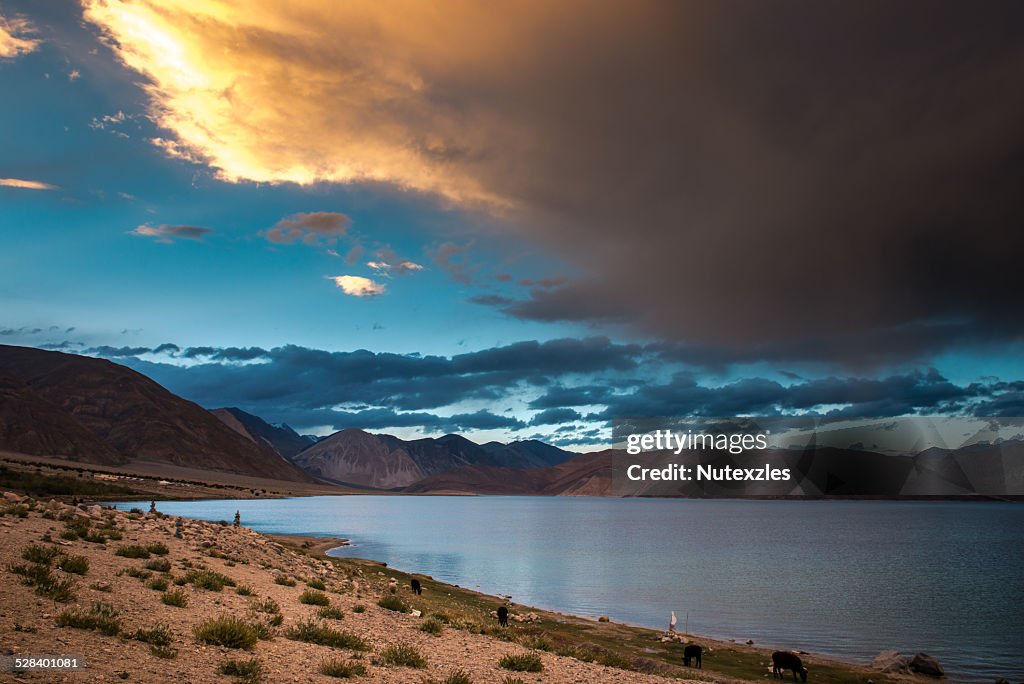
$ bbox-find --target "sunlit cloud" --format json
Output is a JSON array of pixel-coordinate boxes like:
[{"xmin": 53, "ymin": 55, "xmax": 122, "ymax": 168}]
[
  {"xmin": 0, "ymin": 178, "xmax": 57, "ymax": 190},
  {"xmin": 0, "ymin": 14, "xmax": 39, "ymax": 58},
  {"xmin": 329, "ymin": 275, "xmax": 386, "ymax": 297},
  {"xmin": 130, "ymin": 223, "xmax": 212, "ymax": 243},
  {"xmin": 80, "ymin": 0, "xmax": 511, "ymax": 207}
]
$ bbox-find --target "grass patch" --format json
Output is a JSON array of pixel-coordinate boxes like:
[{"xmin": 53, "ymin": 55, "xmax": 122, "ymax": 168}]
[
  {"xmin": 498, "ymin": 653, "xmax": 543, "ymax": 673},
  {"xmin": 146, "ymin": 577, "xmax": 169, "ymax": 591},
  {"xmin": 22, "ymin": 544, "xmax": 60, "ymax": 565},
  {"xmin": 115, "ymin": 544, "xmax": 150, "ymax": 559},
  {"xmin": 352, "ymin": 604, "xmax": 366, "ymax": 613},
  {"xmin": 441, "ymin": 671, "xmax": 473, "ymax": 684},
  {"xmin": 8, "ymin": 562, "xmax": 77, "ymax": 602},
  {"xmin": 220, "ymin": 657, "xmax": 263, "ymax": 683},
  {"xmin": 161, "ymin": 589, "xmax": 189, "ymax": 608},
  {"xmin": 376, "ymin": 643, "xmax": 427, "ymax": 669},
  {"xmin": 0, "ymin": 465, "xmax": 135, "ymax": 497},
  {"xmin": 183, "ymin": 568, "xmax": 235, "ymax": 591},
  {"xmin": 420, "ymin": 617, "xmax": 444, "ymax": 635},
  {"xmin": 194, "ymin": 615, "xmax": 258, "ymax": 650},
  {"xmin": 377, "ymin": 594, "xmax": 410, "ymax": 613},
  {"xmin": 57, "ymin": 554, "xmax": 89, "ymax": 575},
  {"xmin": 274, "ymin": 575, "xmax": 296, "ymax": 586},
  {"xmin": 320, "ymin": 658, "xmax": 368, "ymax": 678},
  {"xmin": 146, "ymin": 542, "xmax": 169, "ymax": 556},
  {"xmin": 236, "ymin": 584, "xmax": 255, "ymax": 596},
  {"xmin": 144, "ymin": 558, "xmax": 171, "ymax": 572},
  {"xmin": 299, "ymin": 589, "xmax": 330, "ymax": 606},
  {"xmin": 124, "ymin": 567, "xmax": 152, "ymax": 579},
  {"xmin": 285, "ymin": 620, "xmax": 368, "ymax": 650},
  {"xmin": 307, "ymin": 578, "xmax": 326, "ymax": 590},
  {"xmin": 56, "ymin": 602, "xmax": 120, "ymax": 636},
  {"xmin": 317, "ymin": 605, "xmax": 345, "ymax": 620},
  {"xmin": 130, "ymin": 624, "xmax": 173, "ymax": 646}
]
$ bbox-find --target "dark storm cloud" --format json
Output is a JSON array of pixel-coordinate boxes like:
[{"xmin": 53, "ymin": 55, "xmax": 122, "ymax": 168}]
[
  {"xmin": 451, "ymin": 1, "xmax": 1024, "ymax": 365},
  {"xmin": 264, "ymin": 212, "xmax": 351, "ymax": 246},
  {"xmin": 73, "ymin": 340, "xmax": 1024, "ymax": 435},
  {"xmin": 529, "ymin": 408, "xmax": 583, "ymax": 426}
]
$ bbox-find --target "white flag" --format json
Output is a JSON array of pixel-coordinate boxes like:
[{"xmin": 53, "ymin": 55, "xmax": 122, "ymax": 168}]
[{"xmin": 670, "ymin": 611, "xmax": 677, "ymax": 628}]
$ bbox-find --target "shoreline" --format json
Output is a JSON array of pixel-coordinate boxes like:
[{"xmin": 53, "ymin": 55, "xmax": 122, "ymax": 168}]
[{"xmin": 273, "ymin": 532, "xmax": 913, "ymax": 683}]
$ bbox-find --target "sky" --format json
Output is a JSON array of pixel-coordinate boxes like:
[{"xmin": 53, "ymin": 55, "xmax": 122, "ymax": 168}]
[{"xmin": 2, "ymin": 0, "xmax": 1023, "ymax": 448}]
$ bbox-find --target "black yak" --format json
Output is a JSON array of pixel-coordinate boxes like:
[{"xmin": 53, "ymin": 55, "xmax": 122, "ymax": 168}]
[
  {"xmin": 683, "ymin": 644, "xmax": 702, "ymax": 668},
  {"xmin": 772, "ymin": 651, "xmax": 808, "ymax": 682},
  {"xmin": 410, "ymin": 578, "xmax": 422, "ymax": 595},
  {"xmin": 497, "ymin": 605, "xmax": 509, "ymax": 627}
]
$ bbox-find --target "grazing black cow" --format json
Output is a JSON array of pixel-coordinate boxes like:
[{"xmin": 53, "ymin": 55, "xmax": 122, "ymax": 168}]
[
  {"xmin": 683, "ymin": 644, "xmax": 702, "ymax": 668},
  {"xmin": 410, "ymin": 579, "xmax": 422, "ymax": 595},
  {"xmin": 497, "ymin": 605, "xmax": 509, "ymax": 627},
  {"xmin": 772, "ymin": 651, "xmax": 808, "ymax": 682}
]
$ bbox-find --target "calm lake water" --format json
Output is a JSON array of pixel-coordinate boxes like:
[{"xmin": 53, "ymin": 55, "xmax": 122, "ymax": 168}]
[{"xmin": 111, "ymin": 496, "xmax": 1024, "ymax": 681}]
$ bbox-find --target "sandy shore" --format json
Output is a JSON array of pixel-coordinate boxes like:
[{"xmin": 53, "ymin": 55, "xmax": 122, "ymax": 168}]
[{"xmin": 1, "ymin": 486, "xmax": 931, "ymax": 684}]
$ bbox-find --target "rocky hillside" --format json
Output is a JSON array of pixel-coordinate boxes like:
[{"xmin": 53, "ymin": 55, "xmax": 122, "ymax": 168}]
[
  {"xmin": 292, "ymin": 429, "xmax": 578, "ymax": 490},
  {"xmin": 211, "ymin": 407, "xmax": 317, "ymax": 459},
  {"xmin": 0, "ymin": 345, "xmax": 313, "ymax": 483}
]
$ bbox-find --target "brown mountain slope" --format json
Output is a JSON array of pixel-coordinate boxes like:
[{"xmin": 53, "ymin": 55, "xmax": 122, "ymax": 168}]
[
  {"xmin": 405, "ymin": 450, "xmax": 613, "ymax": 495},
  {"xmin": 0, "ymin": 373, "xmax": 123, "ymax": 464},
  {"xmin": 0, "ymin": 345, "xmax": 313, "ymax": 483},
  {"xmin": 292, "ymin": 428, "xmax": 423, "ymax": 488}
]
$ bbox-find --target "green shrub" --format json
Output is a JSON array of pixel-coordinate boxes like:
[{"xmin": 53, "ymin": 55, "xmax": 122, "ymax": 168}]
[
  {"xmin": 498, "ymin": 653, "xmax": 543, "ymax": 672},
  {"xmin": 124, "ymin": 567, "xmax": 152, "ymax": 579},
  {"xmin": 377, "ymin": 595, "xmax": 409, "ymax": 613},
  {"xmin": 146, "ymin": 577, "xmax": 169, "ymax": 591},
  {"xmin": 22, "ymin": 544, "xmax": 60, "ymax": 565},
  {"xmin": 149, "ymin": 644, "xmax": 178, "ymax": 659},
  {"xmin": 220, "ymin": 657, "xmax": 263, "ymax": 683},
  {"xmin": 376, "ymin": 643, "xmax": 427, "ymax": 668},
  {"xmin": 442, "ymin": 671, "xmax": 473, "ymax": 684},
  {"xmin": 274, "ymin": 575, "xmax": 296, "ymax": 586},
  {"xmin": 56, "ymin": 602, "xmax": 120, "ymax": 636},
  {"xmin": 144, "ymin": 558, "xmax": 171, "ymax": 572},
  {"xmin": 420, "ymin": 617, "xmax": 444, "ymax": 635},
  {"xmin": 161, "ymin": 589, "xmax": 189, "ymax": 608},
  {"xmin": 253, "ymin": 597, "xmax": 280, "ymax": 614},
  {"xmin": 285, "ymin": 620, "xmax": 368, "ymax": 650},
  {"xmin": 320, "ymin": 658, "xmax": 367, "ymax": 678},
  {"xmin": 146, "ymin": 542, "xmax": 169, "ymax": 556},
  {"xmin": 130, "ymin": 624, "xmax": 173, "ymax": 646},
  {"xmin": 115, "ymin": 545, "xmax": 150, "ymax": 559},
  {"xmin": 307, "ymin": 578, "xmax": 326, "ymax": 590},
  {"xmin": 57, "ymin": 554, "xmax": 89, "ymax": 575},
  {"xmin": 9, "ymin": 562, "xmax": 76, "ymax": 601},
  {"xmin": 352, "ymin": 604, "xmax": 366, "ymax": 613},
  {"xmin": 518, "ymin": 633, "xmax": 552, "ymax": 651},
  {"xmin": 194, "ymin": 615, "xmax": 258, "ymax": 650},
  {"xmin": 299, "ymin": 589, "xmax": 330, "ymax": 606},
  {"xmin": 317, "ymin": 606, "xmax": 345, "ymax": 620},
  {"xmin": 183, "ymin": 569, "xmax": 235, "ymax": 591},
  {"xmin": 236, "ymin": 585, "xmax": 254, "ymax": 596}
]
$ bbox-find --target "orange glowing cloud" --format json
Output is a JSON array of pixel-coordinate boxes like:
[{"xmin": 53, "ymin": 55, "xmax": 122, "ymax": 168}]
[
  {"xmin": 0, "ymin": 178, "xmax": 57, "ymax": 190},
  {"xmin": 0, "ymin": 15, "xmax": 38, "ymax": 58},
  {"xmin": 80, "ymin": 0, "xmax": 522, "ymax": 208},
  {"xmin": 329, "ymin": 275, "xmax": 386, "ymax": 297}
]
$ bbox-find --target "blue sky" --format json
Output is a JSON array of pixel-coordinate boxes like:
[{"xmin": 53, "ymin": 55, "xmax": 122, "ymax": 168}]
[{"xmin": 3, "ymin": 1, "xmax": 1023, "ymax": 447}]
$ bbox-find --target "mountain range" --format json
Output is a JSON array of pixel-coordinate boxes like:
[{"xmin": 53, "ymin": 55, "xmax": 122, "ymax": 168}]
[
  {"xmin": 4, "ymin": 345, "xmax": 1017, "ymax": 498},
  {"xmin": 0, "ymin": 345, "xmax": 590, "ymax": 491}
]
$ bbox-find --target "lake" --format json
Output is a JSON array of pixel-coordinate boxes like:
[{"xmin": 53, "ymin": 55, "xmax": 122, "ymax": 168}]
[{"xmin": 110, "ymin": 496, "xmax": 1024, "ymax": 681}]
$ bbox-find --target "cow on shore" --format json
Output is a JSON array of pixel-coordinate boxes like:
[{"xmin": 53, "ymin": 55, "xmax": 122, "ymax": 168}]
[
  {"xmin": 497, "ymin": 605, "xmax": 509, "ymax": 627},
  {"xmin": 772, "ymin": 651, "xmax": 808, "ymax": 682},
  {"xmin": 683, "ymin": 644, "xmax": 702, "ymax": 668},
  {"xmin": 410, "ymin": 579, "xmax": 422, "ymax": 595}
]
